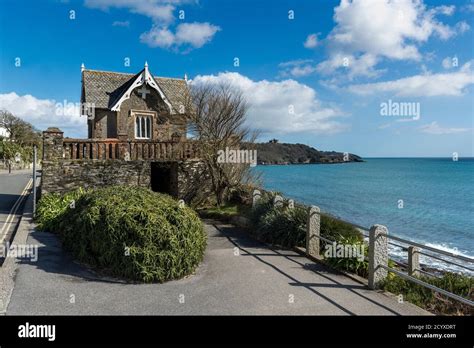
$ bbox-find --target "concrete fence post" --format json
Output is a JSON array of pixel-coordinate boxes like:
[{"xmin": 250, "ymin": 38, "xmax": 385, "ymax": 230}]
[
  {"xmin": 273, "ymin": 195, "xmax": 284, "ymax": 208},
  {"xmin": 306, "ymin": 205, "xmax": 320, "ymax": 258},
  {"xmin": 368, "ymin": 224, "xmax": 389, "ymax": 289},
  {"xmin": 408, "ymin": 246, "xmax": 420, "ymax": 277},
  {"xmin": 252, "ymin": 189, "xmax": 261, "ymax": 209}
]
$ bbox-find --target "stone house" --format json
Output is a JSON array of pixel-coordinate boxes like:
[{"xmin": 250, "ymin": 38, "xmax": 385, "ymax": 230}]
[
  {"xmin": 41, "ymin": 63, "xmax": 208, "ymax": 203},
  {"xmin": 82, "ymin": 62, "xmax": 188, "ymax": 142}
]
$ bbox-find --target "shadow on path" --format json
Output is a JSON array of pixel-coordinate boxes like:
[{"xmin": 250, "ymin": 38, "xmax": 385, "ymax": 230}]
[{"xmin": 212, "ymin": 222, "xmax": 402, "ymax": 316}]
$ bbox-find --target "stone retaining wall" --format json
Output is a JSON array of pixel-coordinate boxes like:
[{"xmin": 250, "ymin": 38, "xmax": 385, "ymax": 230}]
[{"xmin": 41, "ymin": 127, "xmax": 210, "ymax": 203}]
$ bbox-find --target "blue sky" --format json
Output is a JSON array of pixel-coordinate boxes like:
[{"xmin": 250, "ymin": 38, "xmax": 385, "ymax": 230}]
[{"xmin": 0, "ymin": 0, "xmax": 473, "ymax": 157}]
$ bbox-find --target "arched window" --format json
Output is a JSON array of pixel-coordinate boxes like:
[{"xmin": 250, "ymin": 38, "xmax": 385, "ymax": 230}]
[{"xmin": 135, "ymin": 115, "xmax": 152, "ymax": 139}]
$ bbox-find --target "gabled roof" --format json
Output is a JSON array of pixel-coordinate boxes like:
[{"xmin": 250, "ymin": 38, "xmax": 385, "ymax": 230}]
[{"xmin": 81, "ymin": 67, "xmax": 188, "ymax": 113}]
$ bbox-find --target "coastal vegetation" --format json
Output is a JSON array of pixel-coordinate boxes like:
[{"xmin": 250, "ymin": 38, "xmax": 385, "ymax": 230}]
[
  {"xmin": 381, "ymin": 273, "xmax": 473, "ymax": 315},
  {"xmin": 199, "ymin": 189, "xmax": 473, "ymax": 315},
  {"xmin": 36, "ymin": 186, "xmax": 206, "ymax": 283}
]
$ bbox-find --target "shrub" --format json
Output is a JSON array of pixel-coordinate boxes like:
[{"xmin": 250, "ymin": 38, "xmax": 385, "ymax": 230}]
[
  {"xmin": 320, "ymin": 213, "xmax": 363, "ymax": 244},
  {"xmin": 40, "ymin": 186, "xmax": 207, "ymax": 283},
  {"xmin": 245, "ymin": 191, "xmax": 368, "ymax": 275},
  {"xmin": 380, "ymin": 272, "xmax": 474, "ymax": 315},
  {"xmin": 35, "ymin": 188, "xmax": 88, "ymax": 232},
  {"xmin": 255, "ymin": 204, "xmax": 307, "ymax": 248},
  {"xmin": 248, "ymin": 192, "xmax": 363, "ymax": 249}
]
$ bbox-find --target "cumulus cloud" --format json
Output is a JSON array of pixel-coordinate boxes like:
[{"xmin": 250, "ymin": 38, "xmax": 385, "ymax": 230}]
[
  {"xmin": 140, "ymin": 22, "xmax": 220, "ymax": 49},
  {"xmin": 303, "ymin": 33, "xmax": 319, "ymax": 48},
  {"xmin": 419, "ymin": 121, "xmax": 471, "ymax": 134},
  {"xmin": 84, "ymin": 0, "xmax": 219, "ymax": 51},
  {"xmin": 190, "ymin": 72, "xmax": 348, "ymax": 134},
  {"xmin": 316, "ymin": 0, "xmax": 465, "ymax": 78},
  {"xmin": 347, "ymin": 61, "xmax": 474, "ymax": 97},
  {"xmin": 0, "ymin": 92, "xmax": 86, "ymax": 135},
  {"xmin": 432, "ymin": 5, "xmax": 455, "ymax": 16},
  {"xmin": 455, "ymin": 21, "xmax": 470, "ymax": 34},
  {"xmin": 85, "ymin": 0, "xmax": 177, "ymax": 23},
  {"xmin": 278, "ymin": 59, "xmax": 317, "ymax": 78}
]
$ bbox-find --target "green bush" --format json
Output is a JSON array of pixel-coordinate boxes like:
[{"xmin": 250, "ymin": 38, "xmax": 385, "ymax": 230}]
[
  {"xmin": 255, "ymin": 204, "xmax": 307, "ymax": 248},
  {"xmin": 380, "ymin": 272, "xmax": 474, "ymax": 315},
  {"xmin": 245, "ymin": 191, "xmax": 368, "ymax": 276},
  {"xmin": 320, "ymin": 213, "xmax": 363, "ymax": 244},
  {"xmin": 38, "ymin": 186, "xmax": 207, "ymax": 283},
  {"xmin": 249, "ymin": 193, "xmax": 363, "ymax": 247},
  {"xmin": 322, "ymin": 235, "xmax": 369, "ymax": 277},
  {"xmin": 35, "ymin": 188, "xmax": 88, "ymax": 232}
]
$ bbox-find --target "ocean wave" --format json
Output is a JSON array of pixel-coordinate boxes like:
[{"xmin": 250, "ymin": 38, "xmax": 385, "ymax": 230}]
[{"xmin": 387, "ymin": 242, "xmax": 473, "ymax": 276}]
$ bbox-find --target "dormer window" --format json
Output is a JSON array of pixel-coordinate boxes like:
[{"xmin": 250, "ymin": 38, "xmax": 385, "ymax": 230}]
[{"xmin": 135, "ymin": 114, "xmax": 152, "ymax": 139}]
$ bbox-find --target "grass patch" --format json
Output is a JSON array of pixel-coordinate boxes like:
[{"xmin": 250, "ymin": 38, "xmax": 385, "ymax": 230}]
[{"xmin": 198, "ymin": 203, "xmax": 251, "ymax": 222}]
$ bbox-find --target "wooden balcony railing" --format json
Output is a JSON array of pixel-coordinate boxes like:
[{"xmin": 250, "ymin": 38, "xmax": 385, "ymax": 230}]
[{"xmin": 62, "ymin": 139, "xmax": 200, "ymax": 161}]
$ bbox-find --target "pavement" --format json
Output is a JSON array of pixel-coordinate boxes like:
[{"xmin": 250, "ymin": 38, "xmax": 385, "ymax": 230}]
[{"xmin": 3, "ymin": 194, "xmax": 429, "ymax": 315}]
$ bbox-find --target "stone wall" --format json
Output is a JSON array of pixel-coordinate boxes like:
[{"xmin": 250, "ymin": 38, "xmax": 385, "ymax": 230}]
[
  {"xmin": 119, "ymin": 89, "xmax": 186, "ymax": 141},
  {"xmin": 42, "ymin": 127, "xmax": 210, "ymax": 203},
  {"xmin": 41, "ymin": 160, "xmax": 151, "ymax": 194}
]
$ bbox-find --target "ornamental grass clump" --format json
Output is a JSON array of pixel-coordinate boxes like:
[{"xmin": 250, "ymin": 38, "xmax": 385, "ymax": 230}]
[
  {"xmin": 40, "ymin": 186, "xmax": 206, "ymax": 283},
  {"xmin": 35, "ymin": 187, "xmax": 88, "ymax": 232}
]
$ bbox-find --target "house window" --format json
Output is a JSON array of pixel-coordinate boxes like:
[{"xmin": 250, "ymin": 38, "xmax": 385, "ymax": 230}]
[{"xmin": 135, "ymin": 115, "xmax": 152, "ymax": 139}]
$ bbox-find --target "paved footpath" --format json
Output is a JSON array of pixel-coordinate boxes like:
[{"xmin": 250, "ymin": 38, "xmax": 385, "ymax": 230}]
[{"xmin": 4, "ymin": 197, "xmax": 428, "ymax": 315}]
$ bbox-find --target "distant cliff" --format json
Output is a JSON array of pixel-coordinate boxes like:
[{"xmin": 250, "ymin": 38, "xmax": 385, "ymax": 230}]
[{"xmin": 254, "ymin": 142, "xmax": 363, "ymax": 165}]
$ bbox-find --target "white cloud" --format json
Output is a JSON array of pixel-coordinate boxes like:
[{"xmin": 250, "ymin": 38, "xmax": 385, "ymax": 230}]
[
  {"xmin": 0, "ymin": 92, "xmax": 86, "ymax": 134},
  {"xmin": 455, "ymin": 21, "xmax": 470, "ymax": 34},
  {"xmin": 347, "ymin": 62, "xmax": 474, "ymax": 97},
  {"xmin": 317, "ymin": 0, "xmax": 462, "ymax": 77},
  {"xmin": 84, "ymin": 0, "xmax": 177, "ymax": 23},
  {"xmin": 278, "ymin": 59, "xmax": 316, "ymax": 77},
  {"xmin": 432, "ymin": 5, "xmax": 455, "ymax": 16},
  {"xmin": 190, "ymin": 72, "xmax": 348, "ymax": 134},
  {"xmin": 419, "ymin": 121, "xmax": 471, "ymax": 134},
  {"xmin": 140, "ymin": 22, "xmax": 220, "ymax": 49},
  {"xmin": 85, "ymin": 0, "xmax": 219, "ymax": 51},
  {"xmin": 303, "ymin": 33, "xmax": 319, "ymax": 49}
]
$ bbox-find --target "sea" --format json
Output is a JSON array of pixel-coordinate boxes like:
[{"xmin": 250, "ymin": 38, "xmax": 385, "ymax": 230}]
[{"xmin": 255, "ymin": 158, "xmax": 474, "ymax": 274}]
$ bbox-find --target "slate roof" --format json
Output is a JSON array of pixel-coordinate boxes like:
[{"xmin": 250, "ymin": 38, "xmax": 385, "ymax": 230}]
[{"xmin": 81, "ymin": 69, "xmax": 189, "ymax": 112}]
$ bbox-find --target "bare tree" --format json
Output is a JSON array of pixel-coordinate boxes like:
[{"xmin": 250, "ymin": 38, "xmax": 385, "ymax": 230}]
[{"xmin": 185, "ymin": 83, "xmax": 259, "ymax": 206}]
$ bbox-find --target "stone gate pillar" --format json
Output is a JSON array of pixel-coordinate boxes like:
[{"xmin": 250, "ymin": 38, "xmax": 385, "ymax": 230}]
[{"xmin": 43, "ymin": 127, "xmax": 64, "ymax": 161}]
